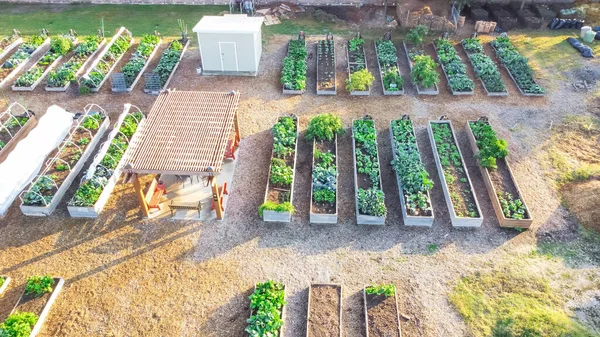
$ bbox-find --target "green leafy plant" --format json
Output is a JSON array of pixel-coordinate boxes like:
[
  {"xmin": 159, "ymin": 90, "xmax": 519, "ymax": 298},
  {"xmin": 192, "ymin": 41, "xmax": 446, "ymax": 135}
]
[
  {"xmin": 346, "ymin": 68, "xmax": 374, "ymax": 92},
  {"xmin": 47, "ymin": 35, "xmax": 103, "ymax": 88},
  {"xmin": 80, "ymin": 33, "xmax": 132, "ymax": 89},
  {"xmin": 312, "ymin": 149, "xmax": 337, "ymax": 206},
  {"xmin": 461, "ymin": 37, "xmax": 484, "ymax": 53},
  {"xmin": 269, "ymin": 158, "xmax": 293, "ymax": 186},
  {"xmin": 406, "ymin": 25, "xmax": 428, "ymax": 48},
  {"xmin": 25, "ymin": 275, "xmax": 54, "ymax": 296},
  {"xmin": 22, "ymin": 175, "xmax": 57, "ymax": 206},
  {"xmin": 81, "ymin": 113, "xmax": 103, "ymax": 130},
  {"xmin": 281, "ymin": 39, "xmax": 307, "ymax": 91},
  {"xmin": 151, "ymin": 40, "xmax": 184, "ymax": 88},
  {"xmin": 246, "ymin": 280, "xmax": 286, "ymax": 337},
  {"xmin": 435, "ymin": 39, "xmax": 474, "ymax": 93},
  {"xmin": 348, "ymin": 36, "xmax": 364, "ymax": 52},
  {"xmin": 492, "ymin": 36, "xmax": 544, "ymax": 94},
  {"xmin": 358, "ymin": 188, "xmax": 386, "ymax": 217},
  {"xmin": 366, "ymin": 284, "xmax": 396, "ymax": 297},
  {"xmin": 305, "ymin": 114, "xmax": 344, "ymax": 142},
  {"xmin": 469, "ymin": 121, "xmax": 508, "ymax": 169},
  {"xmin": 120, "ymin": 34, "xmax": 160, "ymax": 88},
  {"xmin": 0, "ymin": 312, "xmax": 38, "ymax": 337},
  {"xmin": 258, "ymin": 201, "xmax": 295, "ymax": 216},
  {"xmin": 498, "ymin": 192, "xmax": 526, "ymax": 219},
  {"xmin": 272, "ymin": 116, "xmax": 296, "ymax": 158},
  {"xmin": 411, "ymin": 54, "xmax": 439, "ymax": 89},
  {"xmin": 2, "ymin": 35, "xmax": 45, "ymax": 71},
  {"xmin": 0, "ymin": 276, "xmax": 5, "ymax": 288}
]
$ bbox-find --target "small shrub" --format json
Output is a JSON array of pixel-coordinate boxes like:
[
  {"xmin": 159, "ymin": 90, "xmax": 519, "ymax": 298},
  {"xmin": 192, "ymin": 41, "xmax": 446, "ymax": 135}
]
[
  {"xmin": 406, "ymin": 25, "xmax": 428, "ymax": 47},
  {"xmin": 78, "ymin": 85, "xmax": 91, "ymax": 95},
  {"xmin": 305, "ymin": 113, "xmax": 344, "ymax": 142},
  {"xmin": 411, "ymin": 55, "xmax": 439, "ymax": 89},
  {"xmin": 346, "ymin": 68, "xmax": 374, "ymax": 92}
]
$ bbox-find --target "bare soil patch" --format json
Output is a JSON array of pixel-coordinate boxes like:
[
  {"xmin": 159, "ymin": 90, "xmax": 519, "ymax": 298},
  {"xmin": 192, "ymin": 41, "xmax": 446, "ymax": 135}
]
[
  {"xmin": 366, "ymin": 293, "xmax": 400, "ymax": 337},
  {"xmin": 308, "ymin": 284, "xmax": 340, "ymax": 337}
]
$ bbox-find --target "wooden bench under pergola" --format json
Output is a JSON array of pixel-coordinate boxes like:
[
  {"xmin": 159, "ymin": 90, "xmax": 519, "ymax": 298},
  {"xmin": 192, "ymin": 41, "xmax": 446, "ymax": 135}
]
[{"xmin": 125, "ymin": 90, "xmax": 241, "ymax": 220}]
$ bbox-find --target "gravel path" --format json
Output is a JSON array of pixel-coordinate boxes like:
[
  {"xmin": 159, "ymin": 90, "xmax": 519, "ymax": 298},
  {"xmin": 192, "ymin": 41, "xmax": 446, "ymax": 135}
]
[{"xmin": 0, "ymin": 34, "xmax": 597, "ymax": 337}]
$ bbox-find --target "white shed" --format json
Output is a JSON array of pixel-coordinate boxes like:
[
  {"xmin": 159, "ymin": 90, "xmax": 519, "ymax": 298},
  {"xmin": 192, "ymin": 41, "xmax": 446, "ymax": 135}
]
[{"xmin": 193, "ymin": 15, "xmax": 264, "ymax": 76}]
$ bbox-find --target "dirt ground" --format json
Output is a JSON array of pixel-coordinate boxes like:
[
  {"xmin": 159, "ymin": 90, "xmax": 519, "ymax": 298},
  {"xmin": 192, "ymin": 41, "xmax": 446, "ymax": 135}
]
[{"xmin": 0, "ymin": 26, "xmax": 599, "ymax": 337}]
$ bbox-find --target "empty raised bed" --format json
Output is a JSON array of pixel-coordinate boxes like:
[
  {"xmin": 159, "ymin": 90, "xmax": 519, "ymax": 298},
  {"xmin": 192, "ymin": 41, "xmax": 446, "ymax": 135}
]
[
  {"xmin": 67, "ymin": 105, "xmax": 145, "ymax": 218},
  {"xmin": 0, "ymin": 35, "xmax": 50, "ymax": 88},
  {"xmin": 0, "ymin": 275, "xmax": 10, "ymax": 295},
  {"xmin": 461, "ymin": 37, "xmax": 508, "ymax": 96},
  {"xmin": 375, "ymin": 37, "xmax": 404, "ymax": 95},
  {"xmin": 144, "ymin": 39, "xmax": 189, "ymax": 95},
  {"xmin": 260, "ymin": 115, "xmax": 298, "ymax": 222},
  {"xmin": 8, "ymin": 275, "xmax": 64, "ymax": 337},
  {"xmin": 346, "ymin": 36, "xmax": 373, "ymax": 96},
  {"xmin": 46, "ymin": 35, "xmax": 106, "ymax": 92},
  {"xmin": 363, "ymin": 284, "xmax": 401, "ymax": 337},
  {"xmin": 428, "ymin": 119, "xmax": 483, "ymax": 227},
  {"xmin": 390, "ymin": 117, "xmax": 434, "ymax": 226},
  {"xmin": 433, "ymin": 39, "xmax": 474, "ymax": 95},
  {"xmin": 465, "ymin": 118, "xmax": 532, "ymax": 228},
  {"xmin": 0, "ymin": 34, "xmax": 23, "ymax": 61},
  {"xmin": 306, "ymin": 284, "xmax": 342, "ymax": 337},
  {"xmin": 0, "ymin": 103, "xmax": 37, "ymax": 165},
  {"xmin": 20, "ymin": 106, "xmax": 109, "ymax": 216},
  {"xmin": 352, "ymin": 116, "xmax": 386, "ymax": 225},
  {"xmin": 281, "ymin": 38, "xmax": 307, "ymax": 94},
  {"xmin": 112, "ymin": 34, "xmax": 162, "ymax": 92},
  {"xmin": 316, "ymin": 38, "xmax": 336, "ymax": 95},
  {"xmin": 13, "ymin": 35, "xmax": 76, "ymax": 91},
  {"xmin": 247, "ymin": 280, "xmax": 286, "ymax": 337},
  {"xmin": 80, "ymin": 27, "xmax": 133, "ymax": 92},
  {"xmin": 306, "ymin": 113, "xmax": 343, "ymax": 224},
  {"xmin": 491, "ymin": 36, "xmax": 545, "ymax": 96}
]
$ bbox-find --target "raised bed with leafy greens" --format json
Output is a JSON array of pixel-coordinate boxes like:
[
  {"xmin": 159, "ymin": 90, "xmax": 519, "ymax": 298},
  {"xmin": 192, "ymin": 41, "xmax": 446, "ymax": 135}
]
[
  {"xmin": 113, "ymin": 34, "xmax": 161, "ymax": 92},
  {"xmin": 0, "ymin": 35, "xmax": 48, "ymax": 87},
  {"xmin": 375, "ymin": 38, "xmax": 404, "ymax": 95},
  {"xmin": 461, "ymin": 37, "xmax": 507, "ymax": 96},
  {"xmin": 246, "ymin": 280, "xmax": 286, "ymax": 337},
  {"xmin": 145, "ymin": 39, "xmax": 188, "ymax": 94},
  {"xmin": 491, "ymin": 36, "xmax": 544, "ymax": 96},
  {"xmin": 46, "ymin": 35, "xmax": 105, "ymax": 91},
  {"xmin": 281, "ymin": 38, "xmax": 307, "ymax": 94},
  {"xmin": 346, "ymin": 36, "xmax": 374, "ymax": 95},
  {"xmin": 434, "ymin": 38, "xmax": 474, "ymax": 95},
  {"xmin": 403, "ymin": 25, "xmax": 440, "ymax": 95}
]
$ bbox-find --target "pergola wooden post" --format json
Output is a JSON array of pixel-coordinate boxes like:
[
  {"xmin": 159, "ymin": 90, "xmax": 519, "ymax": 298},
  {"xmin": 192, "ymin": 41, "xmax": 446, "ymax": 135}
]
[
  {"xmin": 132, "ymin": 174, "xmax": 150, "ymax": 217},
  {"xmin": 234, "ymin": 112, "xmax": 241, "ymax": 145},
  {"xmin": 210, "ymin": 177, "xmax": 223, "ymax": 220}
]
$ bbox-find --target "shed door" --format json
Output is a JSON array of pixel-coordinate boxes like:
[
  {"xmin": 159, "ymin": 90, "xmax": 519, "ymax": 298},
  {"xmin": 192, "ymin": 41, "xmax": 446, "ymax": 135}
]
[{"xmin": 219, "ymin": 42, "xmax": 238, "ymax": 72}]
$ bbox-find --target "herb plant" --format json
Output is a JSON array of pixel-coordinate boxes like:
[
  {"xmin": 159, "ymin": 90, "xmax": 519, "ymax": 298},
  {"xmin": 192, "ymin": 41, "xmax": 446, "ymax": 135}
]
[
  {"xmin": 258, "ymin": 201, "xmax": 295, "ymax": 217},
  {"xmin": 0, "ymin": 276, "xmax": 5, "ymax": 288},
  {"xmin": 25, "ymin": 275, "xmax": 54, "ymax": 296},
  {"xmin": 0, "ymin": 312, "xmax": 38, "ymax": 337},
  {"xmin": 272, "ymin": 116, "xmax": 296, "ymax": 158},
  {"xmin": 365, "ymin": 284, "xmax": 396, "ymax": 297},
  {"xmin": 305, "ymin": 113, "xmax": 344, "ymax": 142},
  {"xmin": 411, "ymin": 54, "xmax": 439, "ymax": 89}
]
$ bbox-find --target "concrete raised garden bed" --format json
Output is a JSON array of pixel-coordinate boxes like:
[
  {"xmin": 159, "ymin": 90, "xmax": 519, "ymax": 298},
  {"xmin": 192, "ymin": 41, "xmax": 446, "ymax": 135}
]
[
  {"xmin": 352, "ymin": 117, "xmax": 386, "ymax": 225},
  {"xmin": 282, "ymin": 39, "xmax": 307, "ymax": 95},
  {"xmin": 465, "ymin": 119, "xmax": 533, "ymax": 228},
  {"xmin": 389, "ymin": 118, "xmax": 435, "ymax": 227},
  {"xmin": 402, "ymin": 41, "xmax": 439, "ymax": 95},
  {"xmin": 432, "ymin": 42, "xmax": 474, "ymax": 96},
  {"xmin": 262, "ymin": 115, "xmax": 299, "ymax": 222},
  {"xmin": 67, "ymin": 104, "xmax": 144, "ymax": 218},
  {"xmin": 0, "ymin": 37, "xmax": 50, "ymax": 88},
  {"xmin": 363, "ymin": 286, "xmax": 402, "ymax": 337},
  {"xmin": 113, "ymin": 37, "xmax": 162, "ymax": 92},
  {"xmin": 461, "ymin": 43, "xmax": 508, "ymax": 97},
  {"xmin": 428, "ymin": 119, "xmax": 483, "ymax": 227},
  {"xmin": 306, "ymin": 284, "xmax": 342, "ymax": 337},
  {"xmin": 316, "ymin": 38, "xmax": 336, "ymax": 95},
  {"xmin": 490, "ymin": 44, "xmax": 545, "ymax": 97},
  {"xmin": 45, "ymin": 38, "xmax": 107, "ymax": 92},
  {"xmin": 144, "ymin": 39, "xmax": 189, "ymax": 95},
  {"xmin": 0, "ymin": 275, "xmax": 10, "ymax": 295},
  {"xmin": 0, "ymin": 36, "xmax": 23, "ymax": 61},
  {"xmin": 0, "ymin": 105, "xmax": 38, "ymax": 166},
  {"xmin": 11, "ymin": 277, "xmax": 64, "ymax": 337},
  {"xmin": 309, "ymin": 137, "xmax": 338, "ymax": 224},
  {"xmin": 81, "ymin": 27, "xmax": 133, "ymax": 93},
  {"xmin": 347, "ymin": 41, "xmax": 371, "ymax": 96},
  {"xmin": 19, "ymin": 106, "xmax": 110, "ymax": 216},
  {"xmin": 375, "ymin": 40, "xmax": 404, "ymax": 95}
]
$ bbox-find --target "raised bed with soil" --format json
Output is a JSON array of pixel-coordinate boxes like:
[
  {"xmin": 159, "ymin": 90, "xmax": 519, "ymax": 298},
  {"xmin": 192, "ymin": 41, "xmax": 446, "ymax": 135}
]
[
  {"xmin": 281, "ymin": 39, "xmax": 307, "ymax": 95},
  {"xmin": 67, "ymin": 105, "xmax": 144, "ymax": 218},
  {"xmin": 11, "ymin": 277, "xmax": 64, "ymax": 337},
  {"xmin": 0, "ymin": 36, "xmax": 50, "ymax": 88},
  {"xmin": 375, "ymin": 39, "xmax": 404, "ymax": 95},
  {"xmin": 261, "ymin": 115, "xmax": 298, "ymax": 222},
  {"xmin": 112, "ymin": 34, "xmax": 162, "ymax": 92},
  {"xmin": 465, "ymin": 119, "xmax": 532, "ymax": 228},
  {"xmin": 402, "ymin": 41, "xmax": 439, "ymax": 95},
  {"xmin": 144, "ymin": 39, "xmax": 189, "ymax": 95},
  {"xmin": 309, "ymin": 136, "xmax": 338, "ymax": 224},
  {"xmin": 306, "ymin": 284, "xmax": 342, "ymax": 337},
  {"xmin": 316, "ymin": 38, "xmax": 336, "ymax": 95},
  {"xmin": 363, "ymin": 286, "xmax": 401, "ymax": 337},
  {"xmin": 0, "ymin": 106, "xmax": 37, "ymax": 165},
  {"xmin": 20, "ymin": 107, "xmax": 109, "ymax": 216},
  {"xmin": 432, "ymin": 40, "xmax": 474, "ymax": 96},
  {"xmin": 346, "ymin": 38, "xmax": 370, "ymax": 96},
  {"xmin": 428, "ymin": 119, "xmax": 483, "ymax": 227},
  {"xmin": 0, "ymin": 36, "xmax": 23, "ymax": 61},
  {"xmin": 80, "ymin": 27, "xmax": 133, "ymax": 92},
  {"xmin": 461, "ymin": 38, "xmax": 508, "ymax": 97},
  {"xmin": 0, "ymin": 275, "xmax": 10, "ymax": 295},
  {"xmin": 45, "ymin": 36, "xmax": 107, "ymax": 92},
  {"xmin": 390, "ymin": 117, "xmax": 434, "ymax": 226},
  {"xmin": 352, "ymin": 116, "xmax": 386, "ymax": 225}
]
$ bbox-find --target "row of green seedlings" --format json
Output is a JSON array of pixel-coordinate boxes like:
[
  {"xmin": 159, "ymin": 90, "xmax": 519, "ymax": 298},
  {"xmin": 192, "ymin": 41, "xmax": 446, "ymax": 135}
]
[
  {"xmin": 346, "ymin": 36, "xmax": 374, "ymax": 93},
  {"xmin": 0, "ymin": 35, "xmax": 47, "ymax": 83},
  {"xmin": 461, "ymin": 37, "xmax": 507, "ymax": 95},
  {"xmin": 0, "ymin": 275, "xmax": 56, "ymax": 337},
  {"xmin": 46, "ymin": 35, "xmax": 105, "ymax": 89},
  {"xmin": 375, "ymin": 38, "xmax": 404, "ymax": 93},
  {"xmin": 80, "ymin": 28, "xmax": 133, "ymax": 93},
  {"xmin": 491, "ymin": 35, "xmax": 545, "ymax": 95},
  {"xmin": 469, "ymin": 120, "xmax": 527, "ymax": 219},
  {"xmin": 316, "ymin": 38, "xmax": 335, "ymax": 93},
  {"xmin": 405, "ymin": 25, "xmax": 440, "ymax": 92},
  {"xmin": 246, "ymin": 280, "xmax": 286, "ymax": 337},
  {"xmin": 145, "ymin": 39, "xmax": 186, "ymax": 92},
  {"xmin": 68, "ymin": 112, "xmax": 143, "ymax": 207},
  {"xmin": 0, "ymin": 113, "xmax": 31, "ymax": 150},
  {"xmin": 281, "ymin": 39, "xmax": 307, "ymax": 92},
  {"xmin": 259, "ymin": 115, "xmax": 297, "ymax": 216},
  {"xmin": 353, "ymin": 117, "xmax": 386, "ymax": 218},
  {"xmin": 13, "ymin": 35, "xmax": 75, "ymax": 89},
  {"xmin": 115, "ymin": 34, "xmax": 161, "ymax": 90},
  {"xmin": 22, "ymin": 112, "xmax": 106, "ymax": 207},
  {"xmin": 434, "ymin": 39, "xmax": 474, "ymax": 94}
]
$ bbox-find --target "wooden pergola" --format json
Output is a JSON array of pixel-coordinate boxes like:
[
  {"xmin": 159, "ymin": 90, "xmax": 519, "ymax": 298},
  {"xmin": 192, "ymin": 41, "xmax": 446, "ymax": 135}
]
[{"xmin": 125, "ymin": 90, "xmax": 241, "ymax": 219}]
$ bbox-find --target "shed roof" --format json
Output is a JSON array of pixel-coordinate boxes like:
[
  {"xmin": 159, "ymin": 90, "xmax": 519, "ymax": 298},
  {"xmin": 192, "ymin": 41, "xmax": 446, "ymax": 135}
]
[
  {"xmin": 193, "ymin": 15, "xmax": 264, "ymax": 35},
  {"xmin": 126, "ymin": 90, "xmax": 240, "ymax": 176}
]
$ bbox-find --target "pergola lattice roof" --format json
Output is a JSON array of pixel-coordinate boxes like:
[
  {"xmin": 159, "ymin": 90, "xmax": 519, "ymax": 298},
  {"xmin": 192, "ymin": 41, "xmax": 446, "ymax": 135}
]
[{"xmin": 127, "ymin": 90, "xmax": 240, "ymax": 176}]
